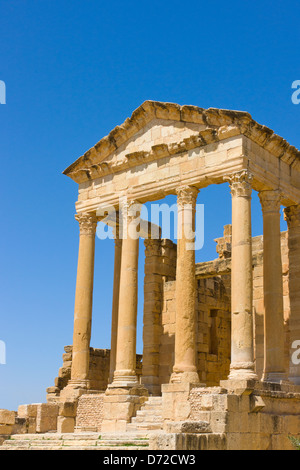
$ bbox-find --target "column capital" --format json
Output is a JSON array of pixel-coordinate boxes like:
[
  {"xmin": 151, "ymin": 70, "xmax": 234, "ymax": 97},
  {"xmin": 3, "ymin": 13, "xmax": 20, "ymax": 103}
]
[
  {"xmin": 284, "ymin": 205, "xmax": 300, "ymax": 228},
  {"xmin": 119, "ymin": 198, "xmax": 142, "ymax": 240},
  {"xmin": 176, "ymin": 185, "xmax": 199, "ymax": 208},
  {"xmin": 258, "ymin": 189, "xmax": 282, "ymax": 214},
  {"xmin": 224, "ymin": 169, "xmax": 253, "ymax": 198},
  {"xmin": 119, "ymin": 199, "xmax": 143, "ymax": 227},
  {"xmin": 119, "ymin": 198, "xmax": 142, "ymax": 217},
  {"xmin": 75, "ymin": 212, "xmax": 98, "ymax": 236}
]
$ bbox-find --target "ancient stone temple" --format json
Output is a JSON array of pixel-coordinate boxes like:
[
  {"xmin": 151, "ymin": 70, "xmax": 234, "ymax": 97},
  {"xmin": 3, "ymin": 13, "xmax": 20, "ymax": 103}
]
[{"xmin": 1, "ymin": 101, "xmax": 300, "ymax": 450}]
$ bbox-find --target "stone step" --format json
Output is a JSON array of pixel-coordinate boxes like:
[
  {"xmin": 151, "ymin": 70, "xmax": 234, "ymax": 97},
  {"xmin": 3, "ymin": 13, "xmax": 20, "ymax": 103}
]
[
  {"xmin": 133, "ymin": 415, "xmax": 163, "ymax": 424},
  {"xmin": 126, "ymin": 396, "xmax": 164, "ymax": 432},
  {"xmin": 3, "ymin": 432, "xmax": 100, "ymax": 440},
  {"xmin": 1, "ymin": 432, "xmax": 150, "ymax": 451},
  {"xmin": 127, "ymin": 423, "xmax": 163, "ymax": 431},
  {"xmin": 145, "ymin": 399, "xmax": 162, "ymax": 405},
  {"xmin": 135, "ymin": 409, "xmax": 163, "ymax": 417},
  {"xmin": 147, "ymin": 398, "xmax": 162, "ymax": 403},
  {"xmin": 2, "ymin": 444, "xmax": 149, "ymax": 451},
  {"xmin": 140, "ymin": 404, "xmax": 163, "ymax": 411}
]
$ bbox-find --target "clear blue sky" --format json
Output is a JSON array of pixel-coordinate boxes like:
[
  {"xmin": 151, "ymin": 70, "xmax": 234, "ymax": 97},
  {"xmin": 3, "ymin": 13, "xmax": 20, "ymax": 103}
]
[{"xmin": 0, "ymin": 0, "xmax": 299, "ymax": 411}]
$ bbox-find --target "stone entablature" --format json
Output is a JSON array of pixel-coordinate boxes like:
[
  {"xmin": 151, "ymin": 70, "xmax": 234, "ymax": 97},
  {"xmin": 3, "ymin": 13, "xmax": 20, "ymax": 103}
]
[{"xmin": 63, "ymin": 101, "xmax": 300, "ymax": 184}]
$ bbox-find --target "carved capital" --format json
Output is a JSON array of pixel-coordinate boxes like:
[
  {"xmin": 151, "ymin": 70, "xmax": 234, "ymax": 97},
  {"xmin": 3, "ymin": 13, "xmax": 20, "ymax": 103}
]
[
  {"xmin": 75, "ymin": 213, "xmax": 98, "ymax": 236},
  {"xmin": 119, "ymin": 199, "xmax": 142, "ymax": 221},
  {"xmin": 284, "ymin": 205, "xmax": 300, "ymax": 229},
  {"xmin": 176, "ymin": 185, "xmax": 199, "ymax": 208},
  {"xmin": 258, "ymin": 190, "xmax": 282, "ymax": 214},
  {"xmin": 224, "ymin": 169, "xmax": 253, "ymax": 198},
  {"xmin": 118, "ymin": 198, "xmax": 142, "ymax": 240}
]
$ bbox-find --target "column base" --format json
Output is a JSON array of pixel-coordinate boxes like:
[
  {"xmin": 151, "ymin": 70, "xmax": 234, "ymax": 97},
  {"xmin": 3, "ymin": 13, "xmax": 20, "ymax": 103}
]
[
  {"xmin": 228, "ymin": 362, "xmax": 258, "ymax": 381},
  {"xmin": 59, "ymin": 379, "xmax": 89, "ymax": 402},
  {"xmin": 170, "ymin": 370, "xmax": 200, "ymax": 385},
  {"xmin": 110, "ymin": 370, "xmax": 140, "ymax": 388}
]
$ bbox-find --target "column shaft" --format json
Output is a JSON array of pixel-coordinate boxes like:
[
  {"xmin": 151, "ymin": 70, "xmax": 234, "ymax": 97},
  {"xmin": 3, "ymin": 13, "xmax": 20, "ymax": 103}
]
[
  {"xmin": 70, "ymin": 213, "xmax": 97, "ymax": 386},
  {"xmin": 112, "ymin": 202, "xmax": 140, "ymax": 387},
  {"xmin": 284, "ymin": 205, "xmax": 300, "ymax": 384},
  {"xmin": 171, "ymin": 186, "xmax": 200, "ymax": 384},
  {"xmin": 109, "ymin": 234, "xmax": 122, "ymax": 383},
  {"xmin": 259, "ymin": 190, "xmax": 287, "ymax": 382},
  {"xmin": 226, "ymin": 170, "xmax": 257, "ymax": 380}
]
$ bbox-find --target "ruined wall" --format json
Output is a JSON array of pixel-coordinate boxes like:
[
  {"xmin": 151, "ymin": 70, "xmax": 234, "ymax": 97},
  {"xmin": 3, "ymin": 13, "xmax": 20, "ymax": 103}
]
[
  {"xmin": 142, "ymin": 238, "xmax": 177, "ymax": 394},
  {"xmin": 160, "ymin": 275, "xmax": 231, "ymax": 387},
  {"xmin": 159, "ymin": 225, "xmax": 290, "ymax": 386},
  {"xmin": 47, "ymin": 346, "xmax": 142, "ymax": 403},
  {"xmin": 188, "ymin": 384, "xmax": 300, "ymax": 450}
]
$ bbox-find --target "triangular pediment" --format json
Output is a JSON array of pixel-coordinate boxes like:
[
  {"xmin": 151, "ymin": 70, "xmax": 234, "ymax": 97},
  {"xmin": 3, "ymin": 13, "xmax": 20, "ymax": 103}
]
[{"xmin": 63, "ymin": 100, "xmax": 300, "ymax": 184}]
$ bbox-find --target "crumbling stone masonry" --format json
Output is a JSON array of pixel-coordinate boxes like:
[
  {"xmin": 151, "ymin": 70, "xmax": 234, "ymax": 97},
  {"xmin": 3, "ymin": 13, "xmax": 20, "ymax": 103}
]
[{"xmin": 1, "ymin": 101, "xmax": 300, "ymax": 450}]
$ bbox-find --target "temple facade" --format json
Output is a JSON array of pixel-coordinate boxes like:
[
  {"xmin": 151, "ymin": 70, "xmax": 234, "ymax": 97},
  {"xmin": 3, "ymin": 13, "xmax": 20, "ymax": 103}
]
[{"xmin": 1, "ymin": 101, "xmax": 300, "ymax": 450}]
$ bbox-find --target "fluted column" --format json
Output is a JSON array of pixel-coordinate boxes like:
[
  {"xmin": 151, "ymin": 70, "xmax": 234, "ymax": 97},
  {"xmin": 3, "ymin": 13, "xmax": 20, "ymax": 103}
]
[
  {"xmin": 111, "ymin": 201, "xmax": 141, "ymax": 387},
  {"xmin": 171, "ymin": 185, "xmax": 200, "ymax": 384},
  {"xmin": 259, "ymin": 190, "xmax": 287, "ymax": 383},
  {"xmin": 109, "ymin": 224, "xmax": 122, "ymax": 383},
  {"xmin": 284, "ymin": 205, "xmax": 300, "ymax": 384},
  {"xmin": 226, "ymin": 170, "xmax": 258, "ymax": 380},
  {"xmin": 70, "ymin": 212, "xmax": 97, "ymax": 388}
]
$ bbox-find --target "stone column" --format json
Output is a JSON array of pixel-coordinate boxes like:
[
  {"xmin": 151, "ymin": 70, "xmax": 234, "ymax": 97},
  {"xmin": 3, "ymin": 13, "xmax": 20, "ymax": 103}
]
[
  {"xmin": 284, "ymin": 205, "xmax": 300, "ymax": 385},
  {"xmin": 226, "ymin": 170, "xmax": 258, "ymax": 381},
  {"xmin": 259, "ymin": 190, "xmax": 287, "ymax": 383},
  {"xmin": 171, "ymin": 185, "xmax": 200, "ymax": 384},
  {"xmin": 111, "ymin": 201, "xmax": 141, "ymax": 387},
  {"xmin": 102, "ymin": 201, "xmax": 148, "ymax": 432},
  {"xmin": 69, "ymin": 212, "xmax": 98, "ymax": 391},
  {"xmin": 109, "ymin": 226, "xmax": 122, "ymax": 383},
  {"xmin": 141, "ymin": 238, "xmax": 163, "ymax": 395}
]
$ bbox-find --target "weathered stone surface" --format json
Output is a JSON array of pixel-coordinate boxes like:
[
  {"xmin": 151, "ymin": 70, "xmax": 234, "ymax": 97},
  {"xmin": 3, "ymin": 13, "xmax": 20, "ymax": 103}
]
[
  {"xmin": 35, "ymin": 404, "xmax": 59, "ymax": 433},
  {"xmin": 0, "ymin": 410, "xmax": 16, "ymax": 425}
]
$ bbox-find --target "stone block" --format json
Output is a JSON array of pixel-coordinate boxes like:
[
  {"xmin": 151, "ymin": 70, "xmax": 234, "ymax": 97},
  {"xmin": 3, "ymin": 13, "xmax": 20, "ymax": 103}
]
[
  {"xmin": 164, "ymin": 420, "xmax": 212, "ymax": 434},
  {"xmin": 0, "ymin": 409, "xmax": 16, "ymax": 425},
  {"xmin": 12, "ymin": 417, "xmax": 27, "ymax": 434},
  {"xmin": 18, "ymin": 404, "xmax": 38, "ymax": 419},
  {"xmin": 57, "ymin": 416, "xmax": 75, "ymax": 433},
  {"xmin": 59, "ymin": 401, "xmax": 77, "ymax": 417},
  {"xmin": 27, "ymin": 417, "xmax": 37, "ymax": 433},
  {"xmin": 0, "ymin": 424, "xmax": 13, "ymax": 435},
  {"xmin": 249, "ymin": 394, "xmax": 266, "ymax": 413},
  {"xmin": 220, "ymin": 379, "xmax": 257, "ymax": 396},
  {"xmin": 149, "ymin": 432, "xmax": 177, "ymax": 450},
  {"xmin": 36, "ymin": 403, "xmax": 59, "ymax": 433}
]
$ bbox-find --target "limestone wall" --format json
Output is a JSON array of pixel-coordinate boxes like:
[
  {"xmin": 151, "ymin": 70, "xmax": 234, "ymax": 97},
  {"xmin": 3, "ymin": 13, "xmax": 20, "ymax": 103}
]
[
  {"xmin": 75, "ymin": 394, "xmax": 104, "ymax": 431},
  {"xmin": 160, "ymin": 275, "xmax": 231, "ymax": 387},
  {"xmin": 47, "ymin": 346, "xmax": 142, "ymax": 402},
  {"xmin": 187, "ymin": 384, "xmax": 300, "ymax": 450},
  {"xmin": 159, "ymin": 226, "xmax": 291, "ymax": 386}
]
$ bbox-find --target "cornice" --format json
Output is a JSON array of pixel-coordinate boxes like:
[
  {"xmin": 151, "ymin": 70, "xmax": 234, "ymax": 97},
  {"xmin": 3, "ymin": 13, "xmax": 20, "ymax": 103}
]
[{"xmin": 63, "ymin": 101, "xmax": 300, "ymax": 184}]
